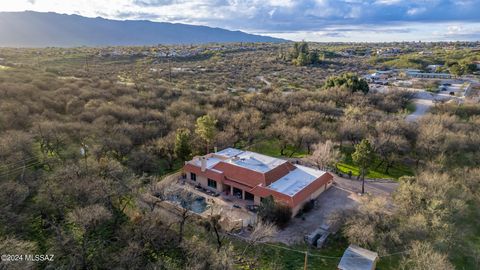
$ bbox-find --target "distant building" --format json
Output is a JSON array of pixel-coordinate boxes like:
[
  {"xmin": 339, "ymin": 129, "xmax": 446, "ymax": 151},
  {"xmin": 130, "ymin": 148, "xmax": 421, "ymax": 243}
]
[
  {"xmin": 366, "ymin": 70, "xmax": 392, "ymax": 81},
  {"xmin": 399, "ymin": 68, "xmax": 421, "ymax": 73},
  {"xmin": 407, "ymin": 71, "xmax": 452, "ymax": 79},
  {"xmin": 426, "ymin": 64, "xmax": 443, "ymax": 72},
  {"xmin": 183, "ymin": 148, "xmax": 334, "ymax": 216},
  {"xmin": 376, "ymin": 48, "xmax": 400, "ymax": 56},
  {"xmin": 474, "ymin": 61, "xmax": 480, "ymax": 70},
  {"xmin": 338, "ymin": 245, "xmax": 379, "ymax": 270},
  {"xmin": 419, "ymin": 51, "xmax": 433, "ymax": 55}
]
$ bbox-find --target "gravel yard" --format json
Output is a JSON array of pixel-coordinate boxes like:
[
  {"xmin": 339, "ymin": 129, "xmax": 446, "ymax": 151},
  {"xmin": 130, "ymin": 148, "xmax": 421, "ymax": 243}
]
[{"xmin": 273, "ymin": 176, "xmax": 398, "ymax": 245}]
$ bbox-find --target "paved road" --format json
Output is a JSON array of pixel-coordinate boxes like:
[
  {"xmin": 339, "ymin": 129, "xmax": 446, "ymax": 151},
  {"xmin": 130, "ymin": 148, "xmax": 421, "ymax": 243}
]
[{"xmin": 333, "ymin": 175, "xmax": 398, "ymax": 196}]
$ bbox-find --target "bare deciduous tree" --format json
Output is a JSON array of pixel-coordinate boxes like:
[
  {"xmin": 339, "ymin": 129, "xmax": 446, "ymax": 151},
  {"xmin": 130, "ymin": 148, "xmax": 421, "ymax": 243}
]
[
  {"xmin": 400, "ymin": 241, "xmax": 454, "ymax": 270},
  {"xmin": 0, "ymin": 237, "xmax": 37, "ymax": 270},
  {"xmin": 67, "ymin": 204, "xmax": 113, "ymax": 269},
  {"xmin": 242, "ymin": 220, "xmax": 278, "ymax": 255},
  {"xmin": 343, "ymin": 196, "xmax": 397, "ymax": 251},
  {"xmin": 306, "ymin": 140, "xmax": 341, "ymax": 170}
]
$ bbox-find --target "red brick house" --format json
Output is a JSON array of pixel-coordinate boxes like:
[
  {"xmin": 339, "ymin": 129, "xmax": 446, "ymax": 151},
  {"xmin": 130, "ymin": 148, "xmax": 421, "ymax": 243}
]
[{"xmin": 182, "ymin": 148, "xmax": 334, "ymax": 215}]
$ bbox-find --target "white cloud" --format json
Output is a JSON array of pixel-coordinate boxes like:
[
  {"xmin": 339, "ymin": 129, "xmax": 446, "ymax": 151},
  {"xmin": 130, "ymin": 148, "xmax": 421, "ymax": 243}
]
[
  {"xmin": 407, "ymin": 7, "xmax": 427, "ymax": 15},
  {"xmin": 267, "ymin": 0, "xmax": 295, "ymax": 7},
  {"xmin": 268, "ymin": 8, "xmax": 276, "ymax": 17},
  {"xmin": 447, "ymin": 25, "xmax": 464, "ymax": 35},
  {"xmin": 260, "ymin": 22, "xmax": 480, "ymax": 42},
  {"xmin": 0, "ymin": 0, "xmax": 479, "ymax": 41},
  {"xmin": 375, "ymin": 0, "xmax": 402, "ymax": 5}
]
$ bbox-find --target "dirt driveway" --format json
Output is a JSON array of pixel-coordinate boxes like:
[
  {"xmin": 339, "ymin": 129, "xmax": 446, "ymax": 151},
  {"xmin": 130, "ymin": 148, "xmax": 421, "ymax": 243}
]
[
  {"xmin": 273, "ymin": 176, "xmax": 398, "ymax": 245},
  {"xmin": 406, "ymin": 90, "xmax": 456, "ymax": 122}
]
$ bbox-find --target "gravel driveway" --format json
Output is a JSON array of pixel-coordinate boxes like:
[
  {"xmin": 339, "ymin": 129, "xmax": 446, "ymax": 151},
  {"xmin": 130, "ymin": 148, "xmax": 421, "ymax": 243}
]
[{"xmin": 273, "ymin": 176, "xmax": 398, "ymax": 245}]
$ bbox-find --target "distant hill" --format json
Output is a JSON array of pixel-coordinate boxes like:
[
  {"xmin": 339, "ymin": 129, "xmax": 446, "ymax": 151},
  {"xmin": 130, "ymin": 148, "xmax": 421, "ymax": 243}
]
[{"xmin": 0, "ymin": 11, "xmax": 285, "ymax": 47}]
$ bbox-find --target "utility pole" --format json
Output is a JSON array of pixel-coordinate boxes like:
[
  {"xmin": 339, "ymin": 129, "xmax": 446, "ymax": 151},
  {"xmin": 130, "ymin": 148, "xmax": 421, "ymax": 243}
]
[
  {"xmin": 168, "ymin": 57, "xmax": 172, "ymax": 82},
  {"xmin": 304, "ymin": 251, "xmax": 308, "ymax": 270},
  {"xmin": 84, "ymin": 55, "xmax": 89, "ymax": 74}
]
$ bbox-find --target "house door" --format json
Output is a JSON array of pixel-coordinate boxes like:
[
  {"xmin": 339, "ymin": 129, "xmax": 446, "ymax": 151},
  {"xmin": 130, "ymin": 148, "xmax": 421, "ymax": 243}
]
[
  {"xmin": 244, "ymin": 191, "xmax": 254, "ymax": 201},
  {"xmin": 223, "ymin": 184, "xmax": 231, "ymax": 195}
]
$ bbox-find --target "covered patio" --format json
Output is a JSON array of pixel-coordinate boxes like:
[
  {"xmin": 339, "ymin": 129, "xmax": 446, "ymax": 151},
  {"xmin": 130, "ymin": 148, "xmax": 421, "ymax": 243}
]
[{"xmin": 221, "ymin": 178, "xmax": 257, "ymax": 207}]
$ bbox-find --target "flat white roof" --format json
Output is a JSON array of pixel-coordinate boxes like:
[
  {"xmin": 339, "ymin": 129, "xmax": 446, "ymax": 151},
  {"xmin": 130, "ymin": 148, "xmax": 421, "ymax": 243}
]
[
  {"xmin": 215, "ymin": 148, "xmax": 244, "ymax": 158},
  {"xmin": 216, "ymin": 148, "xmax": 287, "ymax": 173},
  {"xmin": 268, "ymin": 165, "xmax": 326, "ymax": 197},
  {"xmin": 407, "ymin": 71, "xmax": 451, "ymax": 76},
  {"xmin": 338, "ymin": 245, "xmax": 378, "ymax": 270},
  {"xmin": 191, "ymin": 157, "xmax": 222, "ymax": 169}
]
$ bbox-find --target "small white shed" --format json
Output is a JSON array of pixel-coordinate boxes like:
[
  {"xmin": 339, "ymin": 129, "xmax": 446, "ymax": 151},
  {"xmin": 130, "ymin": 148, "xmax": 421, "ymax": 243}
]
[{"xmin": 338, "ymin": 245, "xmax": 379, "ymax": 270}]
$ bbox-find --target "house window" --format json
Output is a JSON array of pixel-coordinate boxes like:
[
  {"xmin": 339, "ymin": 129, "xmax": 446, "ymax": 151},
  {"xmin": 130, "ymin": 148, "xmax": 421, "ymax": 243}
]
[
  {"xmin": 190, "ymin": 173, "xmax": 196, "ymax": 181},
  {"xmin": 233, "ymin": 187, "xmax": 243, "ymax": 199},
  {"xmin": 208, "ymin": 179, "xmax": 217, "ymax": 189},
  {"xmin": 245, "ymin": 192, "xmax": 254, "ymax": 201}
]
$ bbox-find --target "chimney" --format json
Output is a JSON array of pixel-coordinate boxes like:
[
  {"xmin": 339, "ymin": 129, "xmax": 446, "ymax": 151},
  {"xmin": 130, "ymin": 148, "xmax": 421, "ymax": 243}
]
[{"xmin": 200, "ymin": 156, "xmax": 207, "ymax": 172}]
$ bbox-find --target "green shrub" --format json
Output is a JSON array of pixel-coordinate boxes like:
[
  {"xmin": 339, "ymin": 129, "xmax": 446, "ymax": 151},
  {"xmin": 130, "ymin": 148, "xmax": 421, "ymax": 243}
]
[
  {"xmin": 258, "ymin": 196, "xmax": 292, "ymax": 228},
  {"xmin": 302, "ymin": 200, "xmax": 315, "ymax": 213}
]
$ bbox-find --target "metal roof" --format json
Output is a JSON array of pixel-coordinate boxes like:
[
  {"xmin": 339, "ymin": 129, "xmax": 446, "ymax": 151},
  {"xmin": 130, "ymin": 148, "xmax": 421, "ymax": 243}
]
[{"xmin": 338, "ymin": 245, "xmax": 378, "ymax": 270}]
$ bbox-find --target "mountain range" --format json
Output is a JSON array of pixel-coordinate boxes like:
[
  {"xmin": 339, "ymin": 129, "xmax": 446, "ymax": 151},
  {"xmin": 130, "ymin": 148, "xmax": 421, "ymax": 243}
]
[{"xmin": 0, "ymin": 11, "xmax": 285, "ymax": 47}]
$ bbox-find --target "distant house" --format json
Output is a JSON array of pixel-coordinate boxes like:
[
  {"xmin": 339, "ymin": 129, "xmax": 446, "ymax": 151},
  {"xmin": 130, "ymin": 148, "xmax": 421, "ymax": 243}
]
[
  {"xmin": 338, "ymin": 245, "xmax": 379, "ymax": 270},
  {"xmin": 474, "ymin": 61, "xmax": 480, "ymax": 70},
  {"xmin": 419, "ymin": 51, "xmax": 433, "ymax": 55},
  {"xmin": 376, "ymin": 48, "xmax": 400, "ymax": 56},
  {"xmin": 426, "ymin": 64, "xmax": 443, "ymax": 72},
  {"xmin": 365, "ymin": 70, "xmax": 392, "ymax": 82},
  {"xmin": 400, "ymin": 68, "xmax": 421, "ymax": 73},
  {"xmin": 182, "ymin": 148, "xmax": 334, "ymax": 216}
]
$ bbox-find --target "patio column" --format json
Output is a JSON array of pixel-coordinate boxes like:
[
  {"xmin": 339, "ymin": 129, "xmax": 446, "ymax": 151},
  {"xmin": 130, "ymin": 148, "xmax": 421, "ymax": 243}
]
[
  {"xmin": 242, "ymin": 190, "xmax": 245, "ymax": 200},
  {"xmin": 230, "ymin": 186, "xmax": 233, "ymax": 196}
]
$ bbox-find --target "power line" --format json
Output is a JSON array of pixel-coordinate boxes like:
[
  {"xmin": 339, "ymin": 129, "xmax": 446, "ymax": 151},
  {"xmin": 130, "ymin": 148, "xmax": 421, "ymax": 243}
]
[
  {"xmin": 0, "ymin": 156, "xmax": 38, "ymax": 167},
  {"xmin": 0, "ymin": 160, "xmax": 43, "ymax": 177},
  {"xmin": 263, "ymin": 242, "xmax": 410, "ymax": 259},
  {"xmin": 0, "ymin": 161, "xmax": 42, "ymax": 176},
  {"xmin": 0, "ymin": 158, "xmax": 41, "ymax": 170},
  {"xmin": 228, "ymin": 232, "xmax": 409, "ymax": 260},
  {"xmin": 262, "ymin": 242, "xmax": 340, "ymax": 259},
  {"xmin": 0, "ymin": 160, "xmax": 41, "ymax": 172}
]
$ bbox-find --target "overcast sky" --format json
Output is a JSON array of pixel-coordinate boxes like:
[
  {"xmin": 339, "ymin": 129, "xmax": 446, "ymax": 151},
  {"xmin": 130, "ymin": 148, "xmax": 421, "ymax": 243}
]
[{"xmin": 1, "ymin": 0, "xmax": 480, "ymax": 42}]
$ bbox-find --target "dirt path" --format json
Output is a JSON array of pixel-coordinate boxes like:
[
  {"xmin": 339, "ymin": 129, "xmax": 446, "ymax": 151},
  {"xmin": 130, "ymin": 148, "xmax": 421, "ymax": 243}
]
[
  {"xmin": 406, "ymin": 97, "xmax": 434, "ymax": 121},
  {"xmin": 406, "ymin": 90, "xmax": 457, "ymax": 122},
  {"xmin": 257, "ymin": 75, "xmax": 271, "ymax": 87}
]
